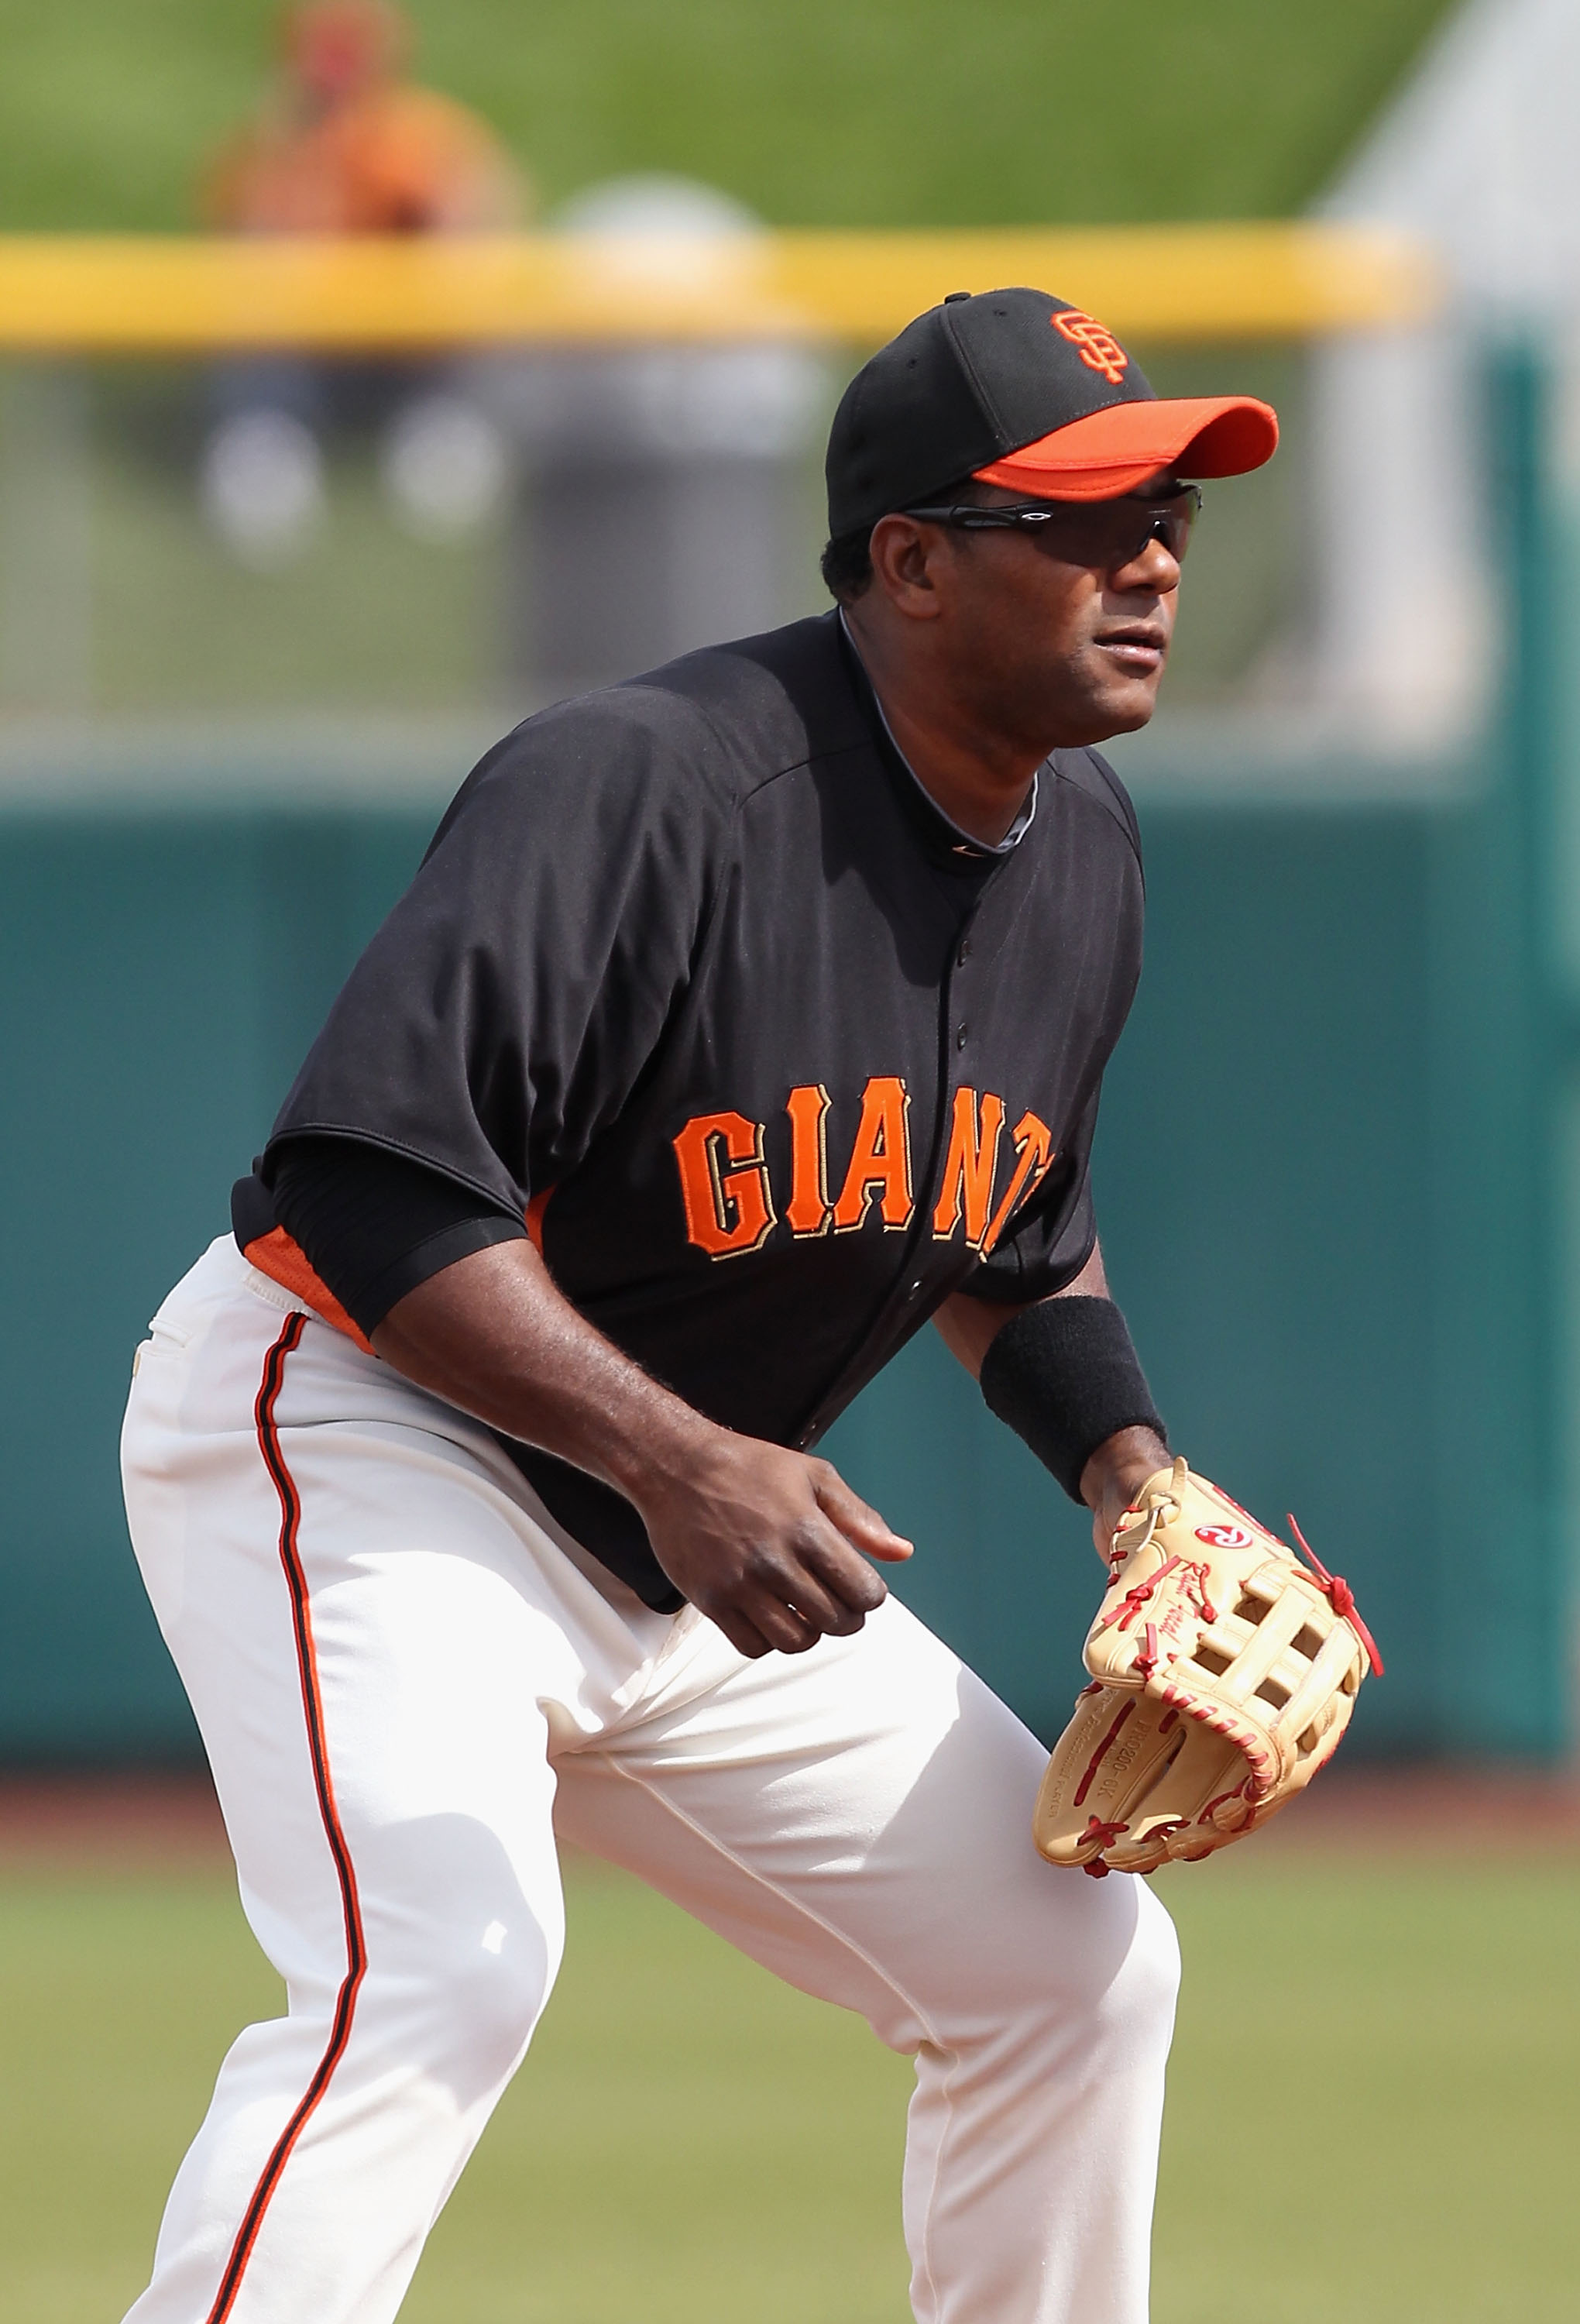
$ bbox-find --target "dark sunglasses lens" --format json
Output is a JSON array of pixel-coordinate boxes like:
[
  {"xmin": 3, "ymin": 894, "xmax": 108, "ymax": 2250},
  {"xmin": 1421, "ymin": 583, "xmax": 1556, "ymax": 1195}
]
[
  {"xmin": 1046, "ymin": 490, "xmax": 1198, "ymax": 567},
  {"xmin": 1159, "ymin": 491, "xmax": 1200, "ymax": 559},
  {"xmin": 1121, "ymin": 493, "xmax": 1197, "ymax": 565}
]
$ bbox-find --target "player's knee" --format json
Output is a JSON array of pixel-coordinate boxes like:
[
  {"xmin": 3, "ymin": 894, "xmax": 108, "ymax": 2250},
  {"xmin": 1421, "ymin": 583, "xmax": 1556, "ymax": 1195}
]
[
  {"xmin": 1101, "ymin": 1879, "xmax": 1180, "ymax": 2051},
  {"xmin": 995, "ymin": 1872, "xmax": 1180, "ymax": 2058},
  {"xmin": 354, "ymin": 1814, "xmax": 562, "ymax": 2100},
  {"xmin": 376, "ymin": 1910, "xmax": 556, "ymax": 2104},
  {"xmin": 1066, "ymin": 1882, "xmax": 1178, "ymax": 2082},
  {"xmin": 443, "ymin": 1923, "xmax": 554, "ymax": 2082}
]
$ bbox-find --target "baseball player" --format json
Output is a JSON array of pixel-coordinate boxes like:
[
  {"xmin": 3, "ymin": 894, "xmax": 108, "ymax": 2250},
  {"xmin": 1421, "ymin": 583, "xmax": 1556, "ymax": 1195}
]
[{"xmin": 120, "ymin": 289, "xmax": 1281, "ymax": 2323}]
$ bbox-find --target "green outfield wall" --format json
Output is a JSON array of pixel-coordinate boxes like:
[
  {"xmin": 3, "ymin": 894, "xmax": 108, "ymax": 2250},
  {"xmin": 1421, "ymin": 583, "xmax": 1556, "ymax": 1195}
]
[
  {"xmin": 0, "ymin": 736, "xmax": 1562, "ymax": 1763},
  {"xmin": 0, "ymin": 347, "xmax": 1571, "ymax": 1764}
]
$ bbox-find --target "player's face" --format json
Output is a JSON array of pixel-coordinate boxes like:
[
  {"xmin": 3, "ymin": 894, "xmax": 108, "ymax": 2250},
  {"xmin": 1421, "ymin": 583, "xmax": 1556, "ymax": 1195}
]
[
  {"xmin": 876, "ymin": 473, "xmax": 1185, "ymax": 753},
  {"xmin": 949, "ymin": 476, "xmax": 1183, "ymax": 748}
]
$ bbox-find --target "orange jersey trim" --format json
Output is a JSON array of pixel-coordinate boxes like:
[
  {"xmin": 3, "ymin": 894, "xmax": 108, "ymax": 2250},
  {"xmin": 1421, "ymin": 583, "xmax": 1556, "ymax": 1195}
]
[{"xmin": 242, "ymin": 1226, "xmax": 375, "ymax": 1355}]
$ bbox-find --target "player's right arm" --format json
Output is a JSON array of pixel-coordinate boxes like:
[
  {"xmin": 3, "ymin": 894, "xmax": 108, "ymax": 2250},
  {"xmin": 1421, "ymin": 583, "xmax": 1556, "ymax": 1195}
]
[
  {"xmin": 257, "ymin": 700, "xmax": 913, "ymax": 1657},
  {"xmin": 373, "ymin": 1234, "xmax": 912, "ymax": 1660}
]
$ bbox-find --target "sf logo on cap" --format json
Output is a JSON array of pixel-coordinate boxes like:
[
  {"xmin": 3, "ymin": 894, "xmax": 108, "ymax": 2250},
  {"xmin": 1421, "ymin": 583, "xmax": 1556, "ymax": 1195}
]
[{"xmin": 1052, "ymin": 308, "xmax": 1129, "ymax": 387}]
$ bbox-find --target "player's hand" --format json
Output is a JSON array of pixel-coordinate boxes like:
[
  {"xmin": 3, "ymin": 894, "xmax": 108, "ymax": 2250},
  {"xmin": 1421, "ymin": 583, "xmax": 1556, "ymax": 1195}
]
[
  {"xmin": 1080, "ymin": 1423, "xmax": 1173, "ymax": 1560},
  {"xmin": 636, "ymin": 1436, "xmax": 913, "ymax": 1659}
]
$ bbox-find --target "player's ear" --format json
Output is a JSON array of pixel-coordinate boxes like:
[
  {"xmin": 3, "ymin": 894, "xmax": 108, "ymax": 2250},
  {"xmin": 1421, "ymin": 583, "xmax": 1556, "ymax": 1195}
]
[{"xmin": 866, "ymin": 514, "xmax": 949, "ymax": 620}]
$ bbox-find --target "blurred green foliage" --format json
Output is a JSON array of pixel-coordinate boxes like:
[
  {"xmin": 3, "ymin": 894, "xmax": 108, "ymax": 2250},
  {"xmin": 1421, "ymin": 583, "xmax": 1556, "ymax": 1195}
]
[
  {"xmin": 0, "ymin": 342, "xmax": 1295, "ymax": 717},
  {"xmin": 1, "ymin": 1848, "xmax": 1577, "ymax": 2322},
  {"xmin": 0, "ymin": 0, "xmax": 1455, "ymax": 232},
  {"xmin": 0, "ymin": 0, "xmax": 1448, "ymax": 718}
]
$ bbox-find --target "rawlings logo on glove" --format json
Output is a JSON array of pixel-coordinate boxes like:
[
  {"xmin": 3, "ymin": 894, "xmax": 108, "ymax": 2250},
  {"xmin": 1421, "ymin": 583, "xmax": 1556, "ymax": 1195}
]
[{"xmin": 1034, "ymin": 1459, "xmax": 1382, "ymax": 1877}]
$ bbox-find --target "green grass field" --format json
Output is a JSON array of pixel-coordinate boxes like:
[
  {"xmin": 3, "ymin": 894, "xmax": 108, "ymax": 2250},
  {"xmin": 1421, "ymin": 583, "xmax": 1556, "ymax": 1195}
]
[
  {"xmin": 1, "ymin": 1849, "xmax": 1575, "ymax": 2323},
  {"xmin": 0, "ymin": 0, "xmax": 1455, "ymax": 234}
]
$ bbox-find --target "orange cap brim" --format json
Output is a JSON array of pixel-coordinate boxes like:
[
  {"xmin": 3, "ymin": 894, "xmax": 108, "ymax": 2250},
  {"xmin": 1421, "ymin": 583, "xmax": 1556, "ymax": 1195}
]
[{"xmin": 974, "ymin": 395, "xmax": 1278, "ymax": 503}]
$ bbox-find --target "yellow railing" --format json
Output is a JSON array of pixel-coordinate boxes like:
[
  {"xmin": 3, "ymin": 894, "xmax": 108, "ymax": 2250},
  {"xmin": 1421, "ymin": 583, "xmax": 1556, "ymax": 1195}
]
[{"xmin": 0, "ymin": 222, "xmax": 1434, "ymax": 352}]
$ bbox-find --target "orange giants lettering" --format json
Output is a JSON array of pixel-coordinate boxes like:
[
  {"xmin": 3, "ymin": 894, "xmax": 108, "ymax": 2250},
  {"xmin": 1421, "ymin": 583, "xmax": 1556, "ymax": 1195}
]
[
  {"xmin": 931, "ymin": 1087, "xmax": 1006, "ymax": 1249},
  {"xmin": 983, "ymin": 1109, "xmax": 1056, "ymax": 1253},
  {"xmin": 785, "ymin": 1083, "xmax": 833, "ymax": 1236},
  {"xmin": 672, "ymin": 1079, "xmax": 1048, "ymax": 1260},
  {"xmin": 671, "ymin": 1111, "xmax": 777, "ymax": 1258},
  {"xmin": 831, "ymin": 1076, "xmax": 912, "ymax": 1231}
]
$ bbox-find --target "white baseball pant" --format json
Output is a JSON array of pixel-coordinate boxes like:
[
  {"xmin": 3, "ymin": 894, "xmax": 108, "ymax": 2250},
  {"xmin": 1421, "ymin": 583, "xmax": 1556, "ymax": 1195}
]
[{"xmin": 118, "ymin": 1236, "xmax": 1179, "ymax": 2324}]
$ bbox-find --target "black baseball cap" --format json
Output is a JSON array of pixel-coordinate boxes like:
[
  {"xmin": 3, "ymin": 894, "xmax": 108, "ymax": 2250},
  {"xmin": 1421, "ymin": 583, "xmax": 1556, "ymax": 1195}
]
[{"xmin": 826, "ymin": 287, "xmax": 1278, "ymax": 538}]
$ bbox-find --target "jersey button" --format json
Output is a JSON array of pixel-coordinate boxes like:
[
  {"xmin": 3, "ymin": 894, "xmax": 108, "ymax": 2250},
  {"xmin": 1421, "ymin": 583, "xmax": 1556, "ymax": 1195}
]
[
  {"xmin": 956, "ymin": 1023, "xmax": 968, "ymax": 1049},
  {"xmin": 957, "ymin": 937, "xmax": 971, "ymax": 966}
]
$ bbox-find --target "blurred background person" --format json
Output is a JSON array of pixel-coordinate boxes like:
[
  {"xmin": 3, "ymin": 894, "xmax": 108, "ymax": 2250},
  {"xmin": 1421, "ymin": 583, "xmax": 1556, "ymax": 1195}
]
[
  {"xmin": 204, "ymin": 0, "xmax": 523, "ymax": 239},
  {"xmin": 198, "ymin": 0, "xmax": 527, "ymax": 563}
]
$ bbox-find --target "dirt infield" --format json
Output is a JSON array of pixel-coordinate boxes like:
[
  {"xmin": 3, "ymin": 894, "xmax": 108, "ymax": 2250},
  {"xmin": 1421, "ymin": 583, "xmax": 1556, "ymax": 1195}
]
[
  {"xmin": 1254, "ymin": 1761, "xmax": 1580, "ymax": 1855},
  {"xmin": 0, "ymin": 1760, "xmax": 1577, "ymax": 1868},
  {"xmin": 0, "ymin": 1772, "xmax": 228, "ymax": 1867}
]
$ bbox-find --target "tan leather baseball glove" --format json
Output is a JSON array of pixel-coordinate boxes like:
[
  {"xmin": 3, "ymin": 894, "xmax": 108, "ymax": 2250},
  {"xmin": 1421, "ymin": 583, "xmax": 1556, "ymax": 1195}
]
[{"xmin": 1033, "ymin": 1458, "xmax": 1382, "ymax": 1876}]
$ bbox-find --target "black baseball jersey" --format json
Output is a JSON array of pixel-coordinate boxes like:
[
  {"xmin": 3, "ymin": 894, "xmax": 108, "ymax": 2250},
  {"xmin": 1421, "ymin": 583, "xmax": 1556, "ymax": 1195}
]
[{"xmin": 236, "ymin": 612, "xmax": 1145, "ymax": 1607}]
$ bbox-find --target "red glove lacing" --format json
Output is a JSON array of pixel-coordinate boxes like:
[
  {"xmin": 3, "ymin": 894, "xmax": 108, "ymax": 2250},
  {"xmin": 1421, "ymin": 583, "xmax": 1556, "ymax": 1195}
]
[{"xmin": 1286, "ymin": 1514, "xmax": 1385, "ymax": 1676}]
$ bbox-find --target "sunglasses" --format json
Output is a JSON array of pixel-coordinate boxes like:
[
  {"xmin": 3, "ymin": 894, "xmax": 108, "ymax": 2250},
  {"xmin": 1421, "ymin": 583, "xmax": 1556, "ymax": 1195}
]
[{"xmin": 902, "ymin": 485, "xmax": 1201, "ymax": 569}]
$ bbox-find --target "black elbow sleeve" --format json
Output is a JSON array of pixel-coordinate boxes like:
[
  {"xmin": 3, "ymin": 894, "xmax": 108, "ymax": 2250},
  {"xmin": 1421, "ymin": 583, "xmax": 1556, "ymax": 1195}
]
[{"xmin": 269, "ymin": 1136, "xmax": 528, "ymax": 1337}]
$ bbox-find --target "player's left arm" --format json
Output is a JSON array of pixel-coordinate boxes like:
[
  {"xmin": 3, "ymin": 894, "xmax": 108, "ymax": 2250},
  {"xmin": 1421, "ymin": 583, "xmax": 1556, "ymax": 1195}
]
[
  {"xmin": 935, "ymin": 1241, "xmax": 1169, "ymax": 1553},
  {"xmin": 943, "ymin": 1247, "xmax": 1382, "ymax": 1877}
]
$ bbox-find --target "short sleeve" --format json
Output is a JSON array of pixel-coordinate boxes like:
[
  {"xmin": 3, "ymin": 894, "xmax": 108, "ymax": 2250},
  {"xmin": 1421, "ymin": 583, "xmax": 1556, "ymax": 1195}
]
[
  {"xmin": 263, "ymin": 693, "xmax": 733, "ymax": 1212},
  {"xmin": 955, "ymin": 1086, "xmax": 1101, "ymax": 1304}
]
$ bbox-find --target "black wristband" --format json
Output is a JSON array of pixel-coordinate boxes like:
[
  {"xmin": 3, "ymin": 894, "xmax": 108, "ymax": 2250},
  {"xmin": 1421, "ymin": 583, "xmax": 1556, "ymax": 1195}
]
[{"xmin": 978, "ymin": 1296, "xmax": 1166, "ymax": 1504}]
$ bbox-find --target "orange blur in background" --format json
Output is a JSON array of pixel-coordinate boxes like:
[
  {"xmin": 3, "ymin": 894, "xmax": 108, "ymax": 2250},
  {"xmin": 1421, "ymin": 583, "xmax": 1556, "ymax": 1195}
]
[{"xmin": 202, "ymin": 0, "xmax": 527, "ymax": 238}]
